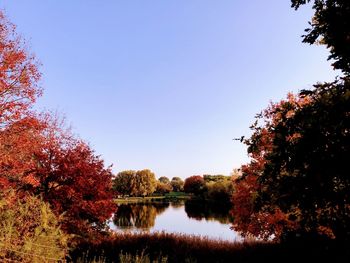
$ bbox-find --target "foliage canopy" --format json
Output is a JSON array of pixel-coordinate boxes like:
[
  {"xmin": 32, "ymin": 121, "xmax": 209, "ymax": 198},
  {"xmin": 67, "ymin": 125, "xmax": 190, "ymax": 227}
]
[{"xmin": 291, "ymin": 0, "xmax": 350, "ymax": 75}]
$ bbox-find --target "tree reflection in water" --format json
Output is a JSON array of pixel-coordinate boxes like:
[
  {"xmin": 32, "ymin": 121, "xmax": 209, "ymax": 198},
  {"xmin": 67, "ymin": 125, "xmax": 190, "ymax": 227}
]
[
  {"xmin": 170, "ymin": 200, "xmax": 184, "ymax": 209},
  {"xmin": 113, "ymin": 202, "xmax": 169, "ymax": 230},
  {"xmin": 113, "ymin": 200, "xmax": 233, "ymax": 231},
  {"xmin": 184, "ymin": 200, "xmax": 233, "ymax": 224}
]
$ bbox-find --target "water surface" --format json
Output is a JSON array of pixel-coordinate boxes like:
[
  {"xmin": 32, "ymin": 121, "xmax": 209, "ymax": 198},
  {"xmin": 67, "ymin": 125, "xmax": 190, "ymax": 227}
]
[{"xmin": 109, "ymin": 201, "xmax": 242, "ymax": 241}]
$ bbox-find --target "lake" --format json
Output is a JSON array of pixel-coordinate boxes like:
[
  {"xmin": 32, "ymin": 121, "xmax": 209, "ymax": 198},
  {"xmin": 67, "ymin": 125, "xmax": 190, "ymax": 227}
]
[{"xmin": 109, "ymin": 200, "xmax": 242, "ymax": 241}]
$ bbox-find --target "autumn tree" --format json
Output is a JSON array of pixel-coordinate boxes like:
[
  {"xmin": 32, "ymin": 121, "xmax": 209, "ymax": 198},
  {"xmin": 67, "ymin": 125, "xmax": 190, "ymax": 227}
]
[
  {"xmin": 0, "ymin": 115, "xmax": 43, "ymax": 190},
  {"xmin": 155, "ymin": 176, "xmax": 172, "ymax": 194},
  {"xmin": 0, "ymin": 10, "xmax": 43, "ymax": 190},
  {"xmin": 170, "ymin": 177, "xmax": 184, "ymax": 192},
  {"xmin": 184, "ymin": 176, "xmax": 206, "ymax": 196},
  {"xmin": 0, "ymin": 10, "xmax": 41, "ymax": 128},
  {"xmin": 155, "ymin": 182, "xmax": 173, "ymax": 194},
  {"xmin": 42, "ymin": 140, "xmax": 116, "ymax": 237},
  {"xmin": 0, "ymin": 114, "xmax": 116, "ymax": 237},
  {"xmin": 113, "ymin": 169, "xmax": 157, "ymax": 197},
  {"xmin": 132, "ymin": 169, "xmax": 157, "ymax": 197},
  {"xmin": 231, "ymin": 0, "xmax": 350, "ymax": 242},
  {"xmin": 232, "ymin": 86, "xmax": 350, "ymax": 241},
  {"xmin": 0, "ymin": 9, "xmax": 116, "ymax": 241},
  {"xmin": 231, "ymin": 158, "xmax": 295, "ymax": 240},
  {"xmin": 231, "ymin": 94, "xmax": 311, "ymax": 240},
  {"xmin": 113, "ymin": 170, "xmax": 135, "ymax": 196},
  {"xmin": 158, "ymin": 176, "xmax": 170, "ymax": 184}
]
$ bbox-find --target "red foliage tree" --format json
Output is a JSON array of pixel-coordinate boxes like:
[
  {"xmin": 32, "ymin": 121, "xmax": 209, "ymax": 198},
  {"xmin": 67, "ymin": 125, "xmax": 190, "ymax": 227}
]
[
  {"xmin": 0, "ymin": 11, "xmax": 41, "ymax": 128},
  {"xmin": 0, "ymin": 115, "xmax": 43, "ymax": 189},
  {"xmin": 231, "ymin": 94, "xmax": 308, "ymax": 240},
  {"xmin": 0, "ymin": 9, "xmax": 43, "ymax": 191},
  {"xmin": 0, "ymin": 114, "xmax": 116, "ymax": 237},
  {"xmin": 0, "ymin": 11, "xmax": 115, "ymax": 238},
  {"xmin": 184, "ymin": 175, "xmax": 205, "ymax": 195},
  {"xmin": 42, "ymin": 140, "xmax": 116, "ymax": 237}
]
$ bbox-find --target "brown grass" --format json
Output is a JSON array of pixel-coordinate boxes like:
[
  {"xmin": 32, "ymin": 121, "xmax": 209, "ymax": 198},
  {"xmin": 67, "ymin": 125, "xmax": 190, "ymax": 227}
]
[{"xmin": 68, "ymin": 232, "xmax": 349, "ymax": 263}]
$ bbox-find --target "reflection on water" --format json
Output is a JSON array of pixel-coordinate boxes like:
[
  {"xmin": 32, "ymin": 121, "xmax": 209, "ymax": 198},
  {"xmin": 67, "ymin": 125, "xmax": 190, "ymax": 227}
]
[
  {"xmin": 110, "ymin": 200, "xmax": 240, "ymax": 241},
  {"xmin": 113, "ymin": 202, "xmax": 169, "ymax": 230},
  {"xmin": 169, "ymin": 200, "xmax": 184, "ymax": 209},
  {"xmin": 184, "ymin": 200, "xmax": 233, "ymax": 224}
]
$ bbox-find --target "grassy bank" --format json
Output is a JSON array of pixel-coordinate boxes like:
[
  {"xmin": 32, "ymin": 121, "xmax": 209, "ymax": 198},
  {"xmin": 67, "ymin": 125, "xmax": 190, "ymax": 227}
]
[
  {"xmin": 68, "ymin": 232, "xmax": 349, "ymax": 263},
  {"xmin": 115, "ymin": 192, "xmax": 191, "ymax": 203}
]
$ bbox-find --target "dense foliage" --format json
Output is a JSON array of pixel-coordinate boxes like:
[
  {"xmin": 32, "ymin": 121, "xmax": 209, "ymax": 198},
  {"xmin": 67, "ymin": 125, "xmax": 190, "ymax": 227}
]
[
  {"xmin": 291, "ymin": 0, "xmax": 350, "ymax": 74},
  {"xmin": 184, "ymin": 175, "xmax": 234, "ymax": 204},
  {"xmin": 0, "ymin": 190, "xmax": 68, "ymax": 262},
  {"xmin": 0, "ymin": 10, "xmax": 115, "ymax": 243},
  {"xmin": 0, "ymin": 113, "xmax": 116, "ymax": 238},
  {"xmin": 158, "ymin": 176, "xmax": 170, "ymax": 184},
  {"xmin": 206, "ymin": 180, "xmax": 234, "ymax": 205},
  {"xmin": 113, "ymin": 169, "xmax": 157, "ymax": 197},
  {"xmin": 184, "ymin": 175, "xmax": 206, "ymax": 196},
  {"xmin": 170, "ymin": 177, "xmax": 184, "ymax": 192},
  {"xmin": 232, "ymin": 87, "xmax": 350, "ymax": 240},
  {"xmin": 231, "ymin": 1, "xmax": 350, "ymax": 242},
  {"xmin": 154, "ymin": 176, "xmax": 172, "ymax": 194},
  {"xmin": 0, "ymin": 11, "xmax": 42, "ymax": 128}
]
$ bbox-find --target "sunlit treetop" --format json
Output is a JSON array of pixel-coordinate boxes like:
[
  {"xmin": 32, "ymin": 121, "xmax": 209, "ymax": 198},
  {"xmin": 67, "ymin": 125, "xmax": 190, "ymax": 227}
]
[{"xmin": 0, "ymin": 10, "xmax": 42, "ymax": 127}]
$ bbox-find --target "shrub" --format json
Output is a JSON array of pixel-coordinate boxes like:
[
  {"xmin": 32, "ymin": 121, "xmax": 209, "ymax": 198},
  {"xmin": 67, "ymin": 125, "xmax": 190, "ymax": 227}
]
[{"xmin": 0, "ymin": 190, "xmax": 69, "ymax": 262}]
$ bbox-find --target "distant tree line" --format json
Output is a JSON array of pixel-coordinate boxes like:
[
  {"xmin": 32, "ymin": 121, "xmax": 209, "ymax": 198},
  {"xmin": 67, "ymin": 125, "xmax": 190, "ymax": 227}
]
[{"xmin": 112, "ymin": 171, "xmax": 234, "ymax": 205}]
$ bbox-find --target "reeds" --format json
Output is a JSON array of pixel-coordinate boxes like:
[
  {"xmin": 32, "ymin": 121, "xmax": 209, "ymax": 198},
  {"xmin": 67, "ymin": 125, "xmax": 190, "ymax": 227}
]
[{"xmin": 68, "ymin": 232, "xmax": 349, "ymax": 263}]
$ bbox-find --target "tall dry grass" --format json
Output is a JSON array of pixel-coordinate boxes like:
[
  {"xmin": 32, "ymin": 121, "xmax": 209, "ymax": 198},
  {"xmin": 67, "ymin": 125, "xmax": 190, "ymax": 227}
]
[{"xmin": 68, "ymin": 232, "xmax": 349, "ymax": 263}]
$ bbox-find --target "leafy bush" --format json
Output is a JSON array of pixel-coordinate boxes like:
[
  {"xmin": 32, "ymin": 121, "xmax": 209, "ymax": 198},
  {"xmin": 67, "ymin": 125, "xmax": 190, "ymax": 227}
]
[{"xmin": 0, "ymin": 190, "xmax": 69, "ymax": 262}]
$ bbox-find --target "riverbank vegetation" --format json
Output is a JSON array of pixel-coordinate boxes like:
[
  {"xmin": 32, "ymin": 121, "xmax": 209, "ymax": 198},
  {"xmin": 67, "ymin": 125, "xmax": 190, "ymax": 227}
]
[
  {"xmin": 115, "ymin": 192, "xmax": 191, "ymax": 203},
  {"xmin": 68, "ymin": 232, "xmax": 349, "ymax": 263}
]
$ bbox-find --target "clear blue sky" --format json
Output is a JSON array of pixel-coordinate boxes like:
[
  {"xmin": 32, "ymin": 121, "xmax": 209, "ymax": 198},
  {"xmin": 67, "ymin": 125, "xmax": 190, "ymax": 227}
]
[{"xmin": 2, "ymin": 1, "xmax": 337, "ymax": 179}]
